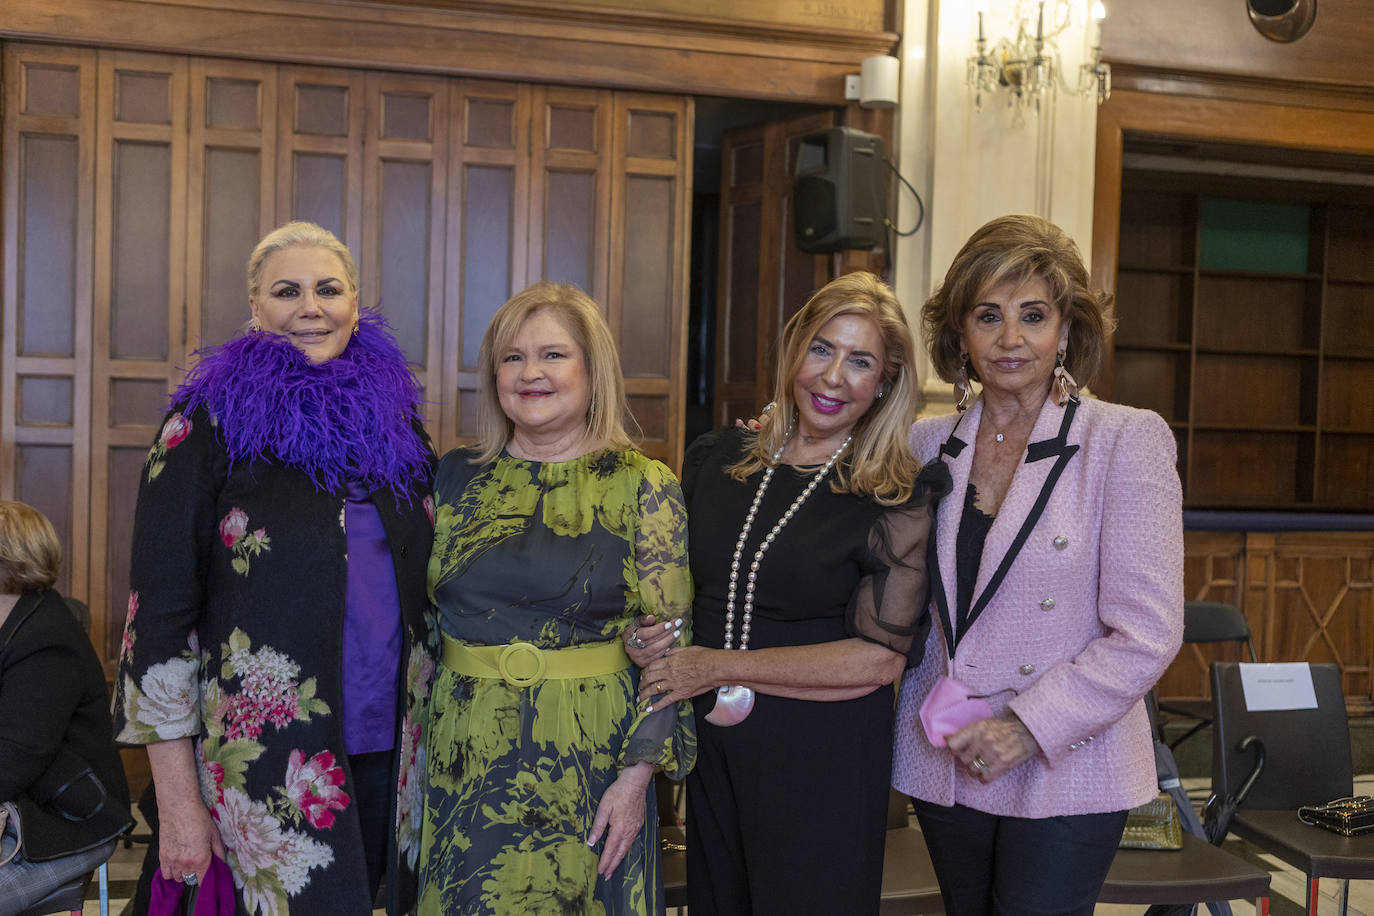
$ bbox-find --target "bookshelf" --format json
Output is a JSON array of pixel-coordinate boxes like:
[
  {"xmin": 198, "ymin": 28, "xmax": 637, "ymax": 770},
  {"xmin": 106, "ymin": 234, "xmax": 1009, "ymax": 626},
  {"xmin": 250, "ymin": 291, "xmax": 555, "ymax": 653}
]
[{"xmin": 1111, "ymin": 173, "xmax": 1374, "ymax": 510}]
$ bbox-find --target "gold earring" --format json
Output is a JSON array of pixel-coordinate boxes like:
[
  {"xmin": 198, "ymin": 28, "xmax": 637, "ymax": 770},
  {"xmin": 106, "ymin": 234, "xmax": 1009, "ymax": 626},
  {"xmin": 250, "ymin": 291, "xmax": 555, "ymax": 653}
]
[
  {"xmin": 352, "ymin": 322, "xmax": 360, "ymax": 337},
  {"xmin": 249, "ymin": 318, "xmax": 260, "ymax": 333},
  {"xmin": 954, "ymin": 351, "xmax": 973, "ymax": 412},
  {"xmin": 1052, "ymin": 348, "xmax": 1079, "ymax": 406}
]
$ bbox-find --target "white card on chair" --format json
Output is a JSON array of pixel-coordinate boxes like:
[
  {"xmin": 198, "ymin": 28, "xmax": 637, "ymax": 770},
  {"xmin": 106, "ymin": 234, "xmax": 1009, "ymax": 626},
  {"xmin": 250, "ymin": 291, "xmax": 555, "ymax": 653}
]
[{"xmin": 1238, "ymin": 662, "xmax": 1318, "ymax": 711}]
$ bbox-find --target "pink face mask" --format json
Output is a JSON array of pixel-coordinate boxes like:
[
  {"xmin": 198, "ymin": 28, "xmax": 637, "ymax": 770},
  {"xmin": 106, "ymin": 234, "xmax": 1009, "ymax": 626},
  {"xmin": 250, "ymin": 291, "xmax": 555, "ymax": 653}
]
[{"xmin": 918, "ymin": 676, "xmax": 995, "ymax": 747}]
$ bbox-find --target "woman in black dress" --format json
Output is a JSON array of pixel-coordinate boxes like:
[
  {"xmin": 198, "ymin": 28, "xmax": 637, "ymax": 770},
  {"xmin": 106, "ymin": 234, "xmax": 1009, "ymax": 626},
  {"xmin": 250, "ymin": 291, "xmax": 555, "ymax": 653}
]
[{"xmin": 632, "ymin": 272, "xmax": 947, "ymax": 914}]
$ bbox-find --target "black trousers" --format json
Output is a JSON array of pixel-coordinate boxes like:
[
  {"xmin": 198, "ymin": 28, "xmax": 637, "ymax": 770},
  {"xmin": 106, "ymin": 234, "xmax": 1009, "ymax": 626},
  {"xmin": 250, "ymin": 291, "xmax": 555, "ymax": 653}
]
[
  {"xmin": 349, "ymin": 749, "xmax": 394, "ymax": 905},
  {"xmin": 911, "ymin": 798, "xmax": 1128, "ymax": 916}
]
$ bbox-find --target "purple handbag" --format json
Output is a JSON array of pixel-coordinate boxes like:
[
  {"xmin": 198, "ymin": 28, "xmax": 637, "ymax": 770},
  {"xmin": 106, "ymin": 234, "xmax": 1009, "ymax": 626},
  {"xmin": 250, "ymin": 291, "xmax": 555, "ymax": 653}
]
[{"xmin": 149, "ymin": 854, "xmax": 235, "ymax": 916}]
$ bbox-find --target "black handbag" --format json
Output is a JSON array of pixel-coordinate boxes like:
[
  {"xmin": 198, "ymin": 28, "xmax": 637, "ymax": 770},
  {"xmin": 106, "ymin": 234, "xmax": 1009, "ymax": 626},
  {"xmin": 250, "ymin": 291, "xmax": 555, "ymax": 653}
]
[{"xmin": 1298, "ymin": 796, "xmax": 1374, "ymax": 837}]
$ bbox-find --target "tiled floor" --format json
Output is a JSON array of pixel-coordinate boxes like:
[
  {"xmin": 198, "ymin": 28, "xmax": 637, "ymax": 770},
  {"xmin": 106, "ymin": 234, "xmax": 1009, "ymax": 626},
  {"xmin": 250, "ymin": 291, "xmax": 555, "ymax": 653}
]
[{"xmin": 81, "ymin": 776, "xmax": 1374, "ymax": 915}]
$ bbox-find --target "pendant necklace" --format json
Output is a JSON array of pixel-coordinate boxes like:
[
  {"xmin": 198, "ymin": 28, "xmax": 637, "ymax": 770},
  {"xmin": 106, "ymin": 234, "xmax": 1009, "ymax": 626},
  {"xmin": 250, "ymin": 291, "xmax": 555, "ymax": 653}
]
[{"xmin": 705, "ymin": 427, "xmax": 852, "ymax": 727}]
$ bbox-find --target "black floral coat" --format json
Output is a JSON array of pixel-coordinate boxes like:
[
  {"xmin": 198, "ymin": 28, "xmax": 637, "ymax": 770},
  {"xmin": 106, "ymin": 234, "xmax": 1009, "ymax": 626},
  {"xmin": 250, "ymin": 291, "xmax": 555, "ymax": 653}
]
[{"xmin": 113, "ymin": 404, "xmax": 438, "ymax": 916}]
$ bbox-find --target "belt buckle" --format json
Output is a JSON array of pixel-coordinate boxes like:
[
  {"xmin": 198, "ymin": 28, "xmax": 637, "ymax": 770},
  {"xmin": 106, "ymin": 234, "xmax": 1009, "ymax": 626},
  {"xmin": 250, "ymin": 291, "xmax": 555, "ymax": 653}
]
[{"xmin": 497, "ymin": 642, "xmax": 547, "ymax": 687}]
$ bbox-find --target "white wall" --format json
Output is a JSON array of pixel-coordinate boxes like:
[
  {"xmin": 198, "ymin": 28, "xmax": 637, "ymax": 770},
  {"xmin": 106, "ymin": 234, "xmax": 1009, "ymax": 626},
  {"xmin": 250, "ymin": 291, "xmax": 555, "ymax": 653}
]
[{"xmin": 892, "ymin": 0, "xmax": 1101, "ymax": 414}]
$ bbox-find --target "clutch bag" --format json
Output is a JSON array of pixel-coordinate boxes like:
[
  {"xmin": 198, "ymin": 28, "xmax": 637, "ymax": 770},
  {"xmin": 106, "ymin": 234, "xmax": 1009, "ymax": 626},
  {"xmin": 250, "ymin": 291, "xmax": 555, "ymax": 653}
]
[
  {"xmin": 1298, "ymin": 796, "xmax": 1374, "ymax": 837},
  {"xmin": 918, "ymin": 676, "xmax": 993, "ymax": 747},
  {"xmin": 1119, "ymin": 793, "xmax": 1183, "ymax": 850}
]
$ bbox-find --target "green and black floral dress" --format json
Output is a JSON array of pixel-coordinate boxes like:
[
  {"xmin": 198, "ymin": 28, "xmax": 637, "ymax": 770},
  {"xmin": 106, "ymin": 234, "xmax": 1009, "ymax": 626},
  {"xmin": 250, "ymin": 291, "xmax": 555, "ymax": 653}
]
[{"xmin": 419, "ymin": 447, "xmax": 695, "ymax": 916}]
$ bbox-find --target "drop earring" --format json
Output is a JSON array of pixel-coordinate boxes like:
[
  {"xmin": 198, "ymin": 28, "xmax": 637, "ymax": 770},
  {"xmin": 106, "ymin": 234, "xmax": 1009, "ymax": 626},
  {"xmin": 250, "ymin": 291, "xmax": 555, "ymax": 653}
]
[
  {"xmin": 954, "ymin": 351, "xmax": 973, "ymax": 412},
  {"xmin": 1052, "ymin": 348, "xmax": 1079, "ymax": 406},
  {"xmin": 249, "ymin": 318, "xmax": 260, "ymax": 333}
]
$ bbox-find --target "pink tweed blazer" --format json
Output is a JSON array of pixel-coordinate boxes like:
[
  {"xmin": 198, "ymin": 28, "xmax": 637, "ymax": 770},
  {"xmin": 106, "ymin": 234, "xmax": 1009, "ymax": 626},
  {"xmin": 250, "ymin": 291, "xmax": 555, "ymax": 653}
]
[{"xmin": 891, "ymin": 395, "xmax": 1184, "ymax": 818}]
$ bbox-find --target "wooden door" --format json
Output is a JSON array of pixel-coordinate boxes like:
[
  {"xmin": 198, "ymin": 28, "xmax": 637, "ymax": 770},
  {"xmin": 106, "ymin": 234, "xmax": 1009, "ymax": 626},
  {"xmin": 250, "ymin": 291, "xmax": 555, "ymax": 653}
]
[{"xmin": 712, "ymin": 110, "xmax": 833, "ymax": 426}]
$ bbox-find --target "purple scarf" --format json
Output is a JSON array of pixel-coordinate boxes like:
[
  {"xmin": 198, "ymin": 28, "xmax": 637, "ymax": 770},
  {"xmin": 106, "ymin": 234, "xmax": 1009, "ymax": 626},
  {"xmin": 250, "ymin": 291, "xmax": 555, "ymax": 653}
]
[{"xmin": 172, "ymin": 309, "xmax": 430, "ymax": 500}]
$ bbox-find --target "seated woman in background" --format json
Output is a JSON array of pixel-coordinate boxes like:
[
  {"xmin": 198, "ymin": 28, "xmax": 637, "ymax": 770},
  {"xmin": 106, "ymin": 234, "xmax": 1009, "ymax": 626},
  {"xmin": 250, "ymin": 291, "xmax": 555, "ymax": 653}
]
[
  {"xmin": 630, "ymin": 271, "xmax": 946, "ymax": 915},
  {"xmin": 0, "ymin": 500, "xmax": 132, "ymax": 916},
  {"xmin": 419, "ymin": 282, "xmax": 695, "ymax": 915},
  {"xmin": 892, "ymin": 214, "xmax": 1184, "ymax": 916}
]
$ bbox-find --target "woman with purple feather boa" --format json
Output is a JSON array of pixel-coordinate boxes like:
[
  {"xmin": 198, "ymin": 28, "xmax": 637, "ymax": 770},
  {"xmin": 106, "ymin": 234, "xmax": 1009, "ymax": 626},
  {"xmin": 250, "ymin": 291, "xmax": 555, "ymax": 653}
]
[{"xmin": 114, "ymin": 222, "xmax": 439, "ymax": 916}]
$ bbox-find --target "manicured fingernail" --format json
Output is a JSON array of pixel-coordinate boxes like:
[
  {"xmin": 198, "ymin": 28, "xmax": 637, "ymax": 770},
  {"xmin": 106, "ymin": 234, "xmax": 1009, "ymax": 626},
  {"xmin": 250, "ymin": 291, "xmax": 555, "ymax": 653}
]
[
  {"xmin": 673, "ymin": 629, "xmax": 681, "ymax": 639},
  {"xmin": 664, "ymin": 622, "xmax": 672, "ymax": 630},
  {"xmin": 673, "ymin": 618, "xmax": 682, "ymax": 627},
  {"xmin": 644, "ymin": 704, "xmax": 654, "ymax": 713}
]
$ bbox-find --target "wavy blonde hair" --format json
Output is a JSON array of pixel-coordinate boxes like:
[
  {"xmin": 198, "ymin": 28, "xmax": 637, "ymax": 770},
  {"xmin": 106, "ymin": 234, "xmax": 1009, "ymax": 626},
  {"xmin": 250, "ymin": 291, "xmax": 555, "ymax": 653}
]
[
  {"xmin": 729, "ymin": 271, "xmax": 922, "ymax": 506},
  {"xmin": 472, "ymin": 282, "xmax": 636, "ymax": 463},
  {"xmin": 246, "ymin": 221, "xmax": 359, "ymax": 298},
  {"xmin": 0, "ymin": 500, "xmax": 61, "ymax": 593}
]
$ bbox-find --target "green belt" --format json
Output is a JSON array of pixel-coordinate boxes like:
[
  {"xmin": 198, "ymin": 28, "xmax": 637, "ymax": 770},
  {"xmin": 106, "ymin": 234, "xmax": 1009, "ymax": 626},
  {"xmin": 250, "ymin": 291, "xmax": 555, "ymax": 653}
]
[{"xmin": 441, "ymin": 632, "xmax": 630, "ymax": 688}]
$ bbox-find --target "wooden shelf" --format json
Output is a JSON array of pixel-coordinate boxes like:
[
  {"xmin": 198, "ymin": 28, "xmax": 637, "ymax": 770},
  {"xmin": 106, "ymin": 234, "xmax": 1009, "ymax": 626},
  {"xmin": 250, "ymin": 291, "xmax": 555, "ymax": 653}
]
[
  {"xmin": 1115, "ymin": 342, "xmax": 1192, "ymax": 353},
  {"xmin": 1111, "ymin": 184, "xmax": 1374, "ymax": 511},
  {"xmin": 1195, "ymin": 346, "xmax": 1319, "ymax": 357},
  {"xmin": 1197, "ymin": 268, "xmax": 1322, "ymax": 281},
  {"xmin": 1118, "ymin": 264, "xmax": 1195, "ymax": 275}
]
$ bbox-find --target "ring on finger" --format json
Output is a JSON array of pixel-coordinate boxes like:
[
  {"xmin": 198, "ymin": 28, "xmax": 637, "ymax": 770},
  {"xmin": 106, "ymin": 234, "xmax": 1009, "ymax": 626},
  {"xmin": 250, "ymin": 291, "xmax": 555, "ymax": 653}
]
[
  {"xmin": 181, "ymin": 872, "xmax": 199, "ymax": 886},
  {"xmin": 657, "ymin": 682, "xmax": 666, "ymax": 693},
  {"xmin": 627, "ymin": 628, "xmax": 647, "ymax": 650},
  {"xmin": 969, "ymin": 755, "xmax": 989, "ymax": 774}
]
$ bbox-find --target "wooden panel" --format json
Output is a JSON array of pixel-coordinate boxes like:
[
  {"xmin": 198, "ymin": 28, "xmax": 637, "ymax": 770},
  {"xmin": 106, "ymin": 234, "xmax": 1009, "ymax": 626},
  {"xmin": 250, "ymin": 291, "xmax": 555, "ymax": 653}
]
[
  {"xmin": 188, "ymin": 57, "xmax": 276, "ymax": 355},
  {"xmin": 1189, "ymin": 431, "xmax": 1306, "ymax": 507},
  {"xmin": 1191, "ymin": 355, "xmax": 1313, "ymax": 426},
  {"xmin": 104, "ymin": 446, "xmax": 146, "ymax": 664},
  {"xmin": 0, "ymin": 0, "xmax": 893, "ymax": 105},
  {"xmin": 92, "ymin": 49, "xmax": 187, "ymax": 670},
  {"xmin": 1111, "ymin": 351, "xmax": 1188, "ymax": 424},
  {"xmin": 2, "ymin": 42, "xmax": 96, "ymax": 611},
  {"xmin": 442, "ymin": 79, "xmax": 530, "ymax": 452},
  {"xmin": 1323, "ymin": 282, "xmax": 1374, "ymax": 357},
  {"xmin": 608, "ymin": 92, "xmax": 691, "ymax": 466},
  {"xmin": 529, "ymin": 86, "xmax": 611, "ymax": 299},
  {"xmin": 1317, "ymin": 436, "xmax": 1374, "ymax": 508},
  {"xmin": 276, "ymin": 66, "xmax": 363, "ymax": 248},
  {"xmin": 1160, "ymin": 531, "xmax": 1374, "ymax": 714},
  {"xmin": 362, "ymin": 72, "xmax": 448, "ymax": 432}
]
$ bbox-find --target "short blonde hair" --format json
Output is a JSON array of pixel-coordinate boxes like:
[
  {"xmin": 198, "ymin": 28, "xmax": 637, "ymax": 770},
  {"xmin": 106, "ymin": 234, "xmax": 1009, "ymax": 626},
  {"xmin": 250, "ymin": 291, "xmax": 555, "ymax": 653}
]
[
  {"xmin": 0, "ymin": 501, "xmax": 61, "ymax": 593},
  {"xmin": 246, "ymin": 221, "xmax": 359, "ymax": 299},
  {"xmin": 923, "ymin": 214, "xmax": 1115, "ymax": 388},
  {"xmin": 732, "ymin": 271, "xmax": 923, "ymax": 506},
  {"xmin": 472, "ymin": 282, "xmax": 636, "ymax": 463}
]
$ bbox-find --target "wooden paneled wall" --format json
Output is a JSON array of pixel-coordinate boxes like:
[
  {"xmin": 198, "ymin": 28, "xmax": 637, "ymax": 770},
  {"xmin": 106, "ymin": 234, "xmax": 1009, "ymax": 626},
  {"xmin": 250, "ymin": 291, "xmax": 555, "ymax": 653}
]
[
  {"xmin": 1, "ymin": 41, "xmax": 691, "ymax": 677},
  {"xmin": 1158, "ymin": 531, "xmax": 1374, "ymax": 714}
]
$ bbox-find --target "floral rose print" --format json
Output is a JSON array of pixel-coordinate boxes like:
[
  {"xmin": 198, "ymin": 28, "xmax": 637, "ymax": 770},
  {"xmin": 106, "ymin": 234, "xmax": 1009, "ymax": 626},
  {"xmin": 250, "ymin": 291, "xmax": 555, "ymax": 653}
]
[
  {"xmin": 216, "ymin": 785, "xmax": 334, "ymax": 915},
  {"xmin": 219, "ymin": 508, "xmax": 271, "ymax": 576},
  {"xmin": 282, "ymin": 750, "xmax": 350, "ymax": 830},
  {"xmin": 120, "ymin": 591, "xmax": 139, "ymax": 662},
  {"xmin": 129, "ymin": 657, "xmax": 201, "ymax": 739},
  {"xmin": 146, "ymin": 412, "xmax": 192, "ymax": 481}
]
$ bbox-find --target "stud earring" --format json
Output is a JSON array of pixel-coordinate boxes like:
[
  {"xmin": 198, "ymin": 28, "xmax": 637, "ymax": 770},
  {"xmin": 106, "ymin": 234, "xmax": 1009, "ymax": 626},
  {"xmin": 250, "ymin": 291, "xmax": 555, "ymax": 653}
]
[
  {"xmin": 1052, "ymin": 348, "xmax": 1079, "ymax": 406},
  {"xmin": 352, "ymin": 322, "xmax": 360, "ymax": 337},
  {"xmin": 954, "ymin": 351, "xmax": 973, "ymax": 412}
]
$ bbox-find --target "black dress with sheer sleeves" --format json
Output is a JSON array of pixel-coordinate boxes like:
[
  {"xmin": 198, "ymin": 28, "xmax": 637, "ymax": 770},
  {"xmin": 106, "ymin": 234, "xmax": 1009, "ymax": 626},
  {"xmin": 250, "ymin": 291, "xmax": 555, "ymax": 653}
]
[{"xmin": 680, "ymin": 427, "xmax": 948, "ymax": 916}]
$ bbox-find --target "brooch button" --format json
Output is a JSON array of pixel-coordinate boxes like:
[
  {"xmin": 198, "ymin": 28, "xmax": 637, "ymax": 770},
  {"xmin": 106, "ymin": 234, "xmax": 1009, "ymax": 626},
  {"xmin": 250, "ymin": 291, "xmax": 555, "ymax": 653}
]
[
  {"xmin": 1053, "ymin": 536, "xmax": 1068, "ymax": 550},
  {"xmin": 1019, "ymin": 664, "xmax": 1035, "ymax": 676},
  {"xmin": 1040, "ymin": 597, "xmax": 1055, "ymax": 611}
]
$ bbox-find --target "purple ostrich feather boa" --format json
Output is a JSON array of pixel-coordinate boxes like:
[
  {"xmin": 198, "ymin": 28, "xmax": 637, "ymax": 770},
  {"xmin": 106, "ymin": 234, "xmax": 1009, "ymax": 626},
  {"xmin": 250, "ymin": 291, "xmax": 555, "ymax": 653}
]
[{"xmin": 172, "ymin": 309, "xmax": 430, "ymax": 499}]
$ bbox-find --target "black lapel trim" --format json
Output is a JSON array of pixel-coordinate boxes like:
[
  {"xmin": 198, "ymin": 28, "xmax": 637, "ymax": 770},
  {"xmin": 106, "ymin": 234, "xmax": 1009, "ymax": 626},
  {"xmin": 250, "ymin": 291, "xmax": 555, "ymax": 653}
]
[
  {"xmin": 930, "ymin": 413, "xmax": 970, "ymax": 659},
  {"xmin": 961, "ymin": 400, "xmax": 1080, "ymax": 638}
]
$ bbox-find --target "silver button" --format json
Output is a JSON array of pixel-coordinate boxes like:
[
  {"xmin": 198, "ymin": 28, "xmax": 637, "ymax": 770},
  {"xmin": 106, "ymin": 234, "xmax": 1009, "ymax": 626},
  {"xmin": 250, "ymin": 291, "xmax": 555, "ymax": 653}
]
[
  {"xmin": 1040, "ymin": 597, "xmax": 1055, "ymax": 611},
  {"xmin": 1019, "ymin": 664, "xmax": 1035, "ymax": 675},
  {"xmin": 1053, "ymin": 536, "xmax": 1068, "ymax": 550}
]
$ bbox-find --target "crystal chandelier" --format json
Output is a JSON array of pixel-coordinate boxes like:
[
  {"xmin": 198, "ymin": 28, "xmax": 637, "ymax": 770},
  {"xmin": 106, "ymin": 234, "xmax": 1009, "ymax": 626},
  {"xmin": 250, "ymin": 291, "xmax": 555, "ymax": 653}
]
[{"xmin": 967, "ymin": 0, "xmax": 1111, "ymax": 121}]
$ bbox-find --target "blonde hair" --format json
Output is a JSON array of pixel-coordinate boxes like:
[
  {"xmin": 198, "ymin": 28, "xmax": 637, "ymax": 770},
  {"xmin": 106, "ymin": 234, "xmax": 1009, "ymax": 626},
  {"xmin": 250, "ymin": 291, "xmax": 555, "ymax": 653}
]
[
  {"xmin": 0, "ymin": 501, "xmax": 61, "ymax": 593},
  {"xmin": 923, "ymin": 214, "xmax": 1115, "ymax": 387},
  {"xmin": 730, "ymin": 271, "xmax": 923, "ymax": 506},
  {"xmin": 472, "ymin": 282, "xmax": 636, "ymax": 463},
  {"xmin": 246, "ymin": 221, "xmax": 359, "ymax": 299}
]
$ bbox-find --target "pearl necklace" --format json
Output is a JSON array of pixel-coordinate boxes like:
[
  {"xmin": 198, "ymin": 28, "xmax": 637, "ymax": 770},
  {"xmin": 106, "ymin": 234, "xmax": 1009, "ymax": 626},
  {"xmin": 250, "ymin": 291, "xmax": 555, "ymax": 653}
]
[{"xmin": 705, "ymin": 428, "xmax": 853, "ymax": 727}]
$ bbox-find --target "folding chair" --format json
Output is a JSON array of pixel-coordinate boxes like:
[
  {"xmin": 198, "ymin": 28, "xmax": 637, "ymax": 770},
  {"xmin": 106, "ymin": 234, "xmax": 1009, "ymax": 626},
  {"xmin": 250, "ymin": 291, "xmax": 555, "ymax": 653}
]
[
  {"xmin": 1158, "ymin": 601, "xmax": 1257, "ymax": 751},
  {"xmin": 1211, "ymin": 661, "xmax": 1374, "ymax": 916}
]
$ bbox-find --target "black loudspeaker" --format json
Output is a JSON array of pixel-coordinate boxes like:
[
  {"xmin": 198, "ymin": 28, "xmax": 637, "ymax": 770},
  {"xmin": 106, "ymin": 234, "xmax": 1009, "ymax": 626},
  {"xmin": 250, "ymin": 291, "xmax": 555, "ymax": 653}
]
[{"xmin": 792, "ymin": 127, "xmax": 885, "ymax": 253}]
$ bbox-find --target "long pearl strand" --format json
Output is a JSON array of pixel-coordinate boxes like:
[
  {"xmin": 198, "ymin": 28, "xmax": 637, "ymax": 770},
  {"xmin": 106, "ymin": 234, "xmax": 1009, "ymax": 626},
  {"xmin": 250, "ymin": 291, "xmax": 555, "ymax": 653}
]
[{"xmin": 706, "ymin": 427, "xmax": 852, "ymax": 727}]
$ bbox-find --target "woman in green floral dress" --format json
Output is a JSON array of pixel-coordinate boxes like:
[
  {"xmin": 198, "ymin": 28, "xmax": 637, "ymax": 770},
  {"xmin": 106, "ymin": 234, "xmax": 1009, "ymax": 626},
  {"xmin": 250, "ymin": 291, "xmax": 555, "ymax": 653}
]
[{"xmin": 419, "ymin": 282, "xmax": 695, "ymax": 915}]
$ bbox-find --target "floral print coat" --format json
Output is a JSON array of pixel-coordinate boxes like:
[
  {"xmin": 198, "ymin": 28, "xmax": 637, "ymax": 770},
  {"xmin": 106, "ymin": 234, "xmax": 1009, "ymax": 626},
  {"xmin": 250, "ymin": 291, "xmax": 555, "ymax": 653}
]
[{"xmin": 114, "ymin": 404, "xmax": 438, "ymax": 916}]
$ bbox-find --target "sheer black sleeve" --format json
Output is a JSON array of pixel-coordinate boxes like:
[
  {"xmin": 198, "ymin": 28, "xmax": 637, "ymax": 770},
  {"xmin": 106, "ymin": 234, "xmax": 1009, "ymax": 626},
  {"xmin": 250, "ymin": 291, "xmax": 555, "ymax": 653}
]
[{"xmin": 844, "ymin": 461, "xmax": 951, "ymax": 667}]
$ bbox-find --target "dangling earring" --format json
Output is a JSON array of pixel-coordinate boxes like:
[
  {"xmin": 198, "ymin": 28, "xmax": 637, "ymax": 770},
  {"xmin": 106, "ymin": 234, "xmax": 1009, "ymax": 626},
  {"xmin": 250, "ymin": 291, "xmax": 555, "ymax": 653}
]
[
  {"xmin": 1052, "ymin": 348, "xmax": 1079, "ymax": 406},
  {"xmin": 352, "ymin": 322, "xmax": 360, "ymax": 337},
  {"xmin": 954, "ymin": 351, "xmax": 973, "ymax": 412},
  {"xmin": 249, "ymin": 318, "xmax": 261, "ymax": 333}
]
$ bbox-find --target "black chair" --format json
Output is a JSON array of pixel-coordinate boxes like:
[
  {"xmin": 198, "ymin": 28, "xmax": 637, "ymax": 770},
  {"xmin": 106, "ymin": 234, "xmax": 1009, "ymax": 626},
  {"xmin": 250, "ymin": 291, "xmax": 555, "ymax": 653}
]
[
  {"xmin": 1158, "ymin": 601, "xmax": 1257, "ymax": 751},
  {"xmin": 1211, "ymin": 660, "xmax": 1374, "ymax": 916}
]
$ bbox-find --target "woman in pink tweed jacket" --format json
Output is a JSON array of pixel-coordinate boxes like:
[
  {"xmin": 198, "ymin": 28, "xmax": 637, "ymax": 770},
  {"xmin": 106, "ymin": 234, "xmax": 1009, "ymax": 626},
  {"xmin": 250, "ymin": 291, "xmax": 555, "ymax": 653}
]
[{"xmin": 892, "ymin": 215, "xmax": 1184, "ymax": 916}]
